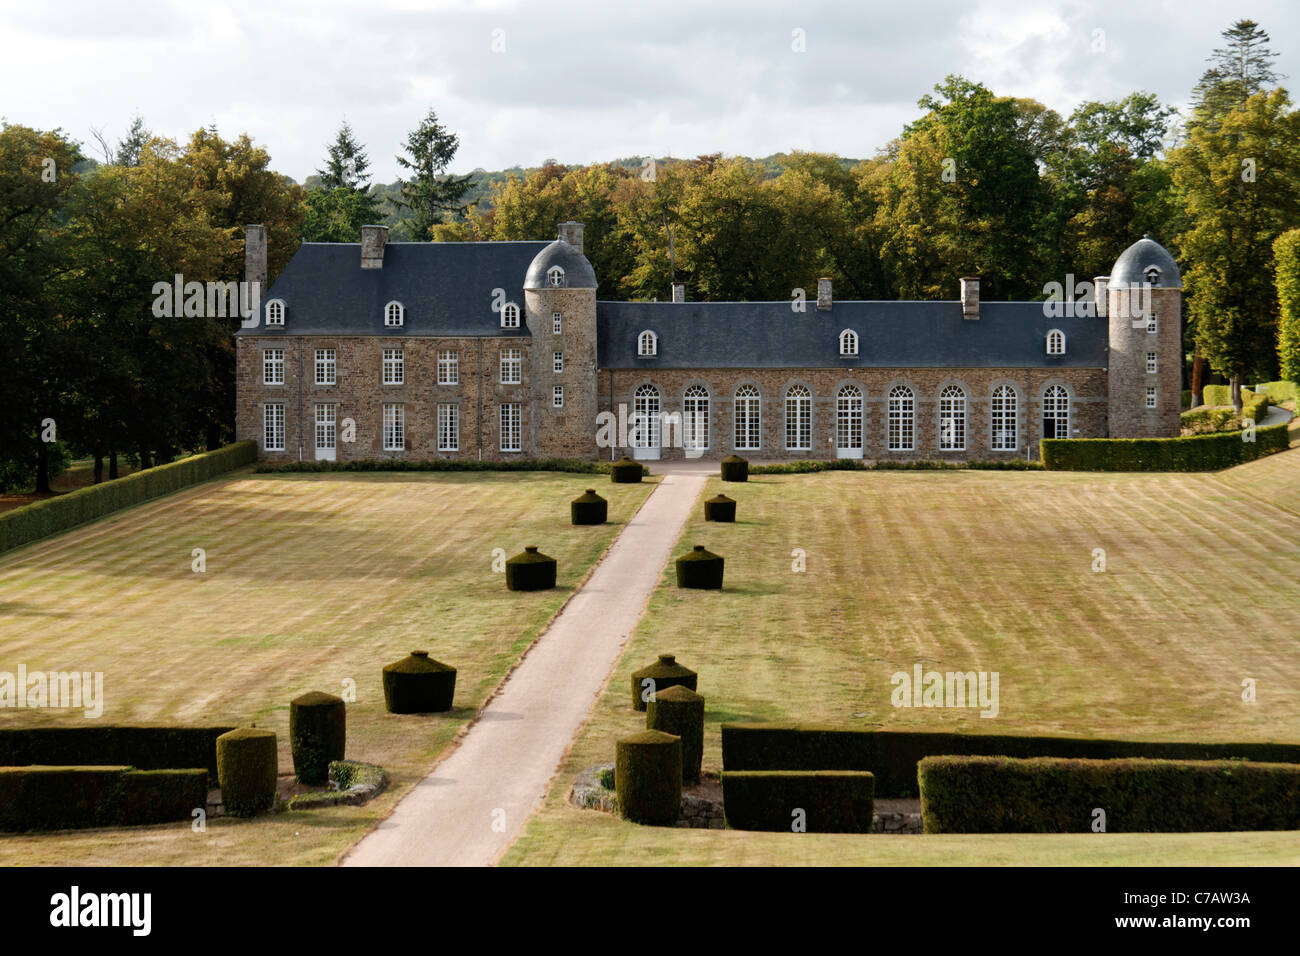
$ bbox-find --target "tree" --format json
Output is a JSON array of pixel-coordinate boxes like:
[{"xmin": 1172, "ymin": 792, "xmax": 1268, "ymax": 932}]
[
  {"xmin": 115, "ymin": 114, "xmax": 149, "ymax": 167},
  {"xmin": 394, "ymin": 109, "xmax": 474, "ymax": 240},
  {"xmin": 303, "ymin": 121, "xmax": 380, "ymax": 242},
  {"xmin": 1191, "ymin": 20, "xmax": 1285, "ymax": 128},
  {"xmin": 1274, "ymin": 229, "xmax": 1300, "ymax": 383},
  {"xmin": 317, "ymin": 120, "xmax": 372, "ymax": 190}
]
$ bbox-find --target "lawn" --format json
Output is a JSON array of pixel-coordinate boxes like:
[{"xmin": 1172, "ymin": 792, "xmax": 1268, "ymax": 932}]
[
  {"xmin": 502, "ymin": 450, "xmax": 1300, "ymax": 866},
  {"xmin": 0, "ymin": 469, "xmax": 655, "ymax": 865}
]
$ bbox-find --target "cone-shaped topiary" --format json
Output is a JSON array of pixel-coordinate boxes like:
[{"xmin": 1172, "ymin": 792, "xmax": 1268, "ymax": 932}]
[
  {"xmin": 720, "ymin": 455, "xmax": 749, "ymax": 482},
  {"xmin": 615, "ymin": 730, "xmax": 682, "ymax": 825},
  {"xmin": 382, "ymin": 650, "xmax": 457, "ymax": 713},
  {"xmin": 505, "ymin": 545, "xmax": 557, "ymax": 591},
  {"xmin": 646, "ymin": 684, "xmax": 705, "ymax": 783},
  {"xmin": 610, "ymin": 456, "xmax": 643, "ymax": 483},
  {"xmin": 570, "ymin": 488, "xmax": 608, "ymax": 525},
  {"xmin": 704, "ymin": 494, "xmax": 736, "ymax": 522},
  {"xmin": 216, "ymin": 727, "xmax": 278, "ymax": 817},
  {"xmin": 676, "ymin": 544, "xmax": 724, "ymax": 590},
  {"xmin": 290, "ymin": 691, "xmax": 346, "ymax": 785},
  {"xmin": 630, "ymin": 653, "xmax": 698, "ymax": 711}
]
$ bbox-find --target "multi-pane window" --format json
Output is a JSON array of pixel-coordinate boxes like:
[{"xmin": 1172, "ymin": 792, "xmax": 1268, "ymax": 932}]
[
  {"xmin": 438, "ymin": 404, "xmax": 459, "ymax": 451},
  {"xmin": 683, "ymin": 385, "xmax": 710, "ymax": 451},
  {"xmin": 385, "ymin": 301, "xmax": 404, "ymax": 327},
  {"xmin": 263, "ymin": 348, "xmax": 284, "ymax": 385},
  {"xmin": 264, "ymin": 403, "xmax": 285, "ymax": 451},
  {"xmin": 785, "ymin": 385, "xmax": 812, "ymax": 450},
  {"xmin": 383, "ymin": 403, "xmax": 405, "ymax": 450},
  {"xmin": 547, "ymin": 266, "xmax": 565, "ymax": 287},
  {"xmin": 1046, "ymin": 330, "xmax": 1065, "ymax": 355},
  {"xmin": 991, "ymin": 385, "xmax": 1018, "ymax": 451},
  {"xmin": 500, "ymin": 403, "xmax": 521, "ymax": 451},
  {"xmin": 1147, "ymin": 311, "xmax": 1158, "ymax": 334},
  {"xmin": 315, "ymin": 404, "xmax": 336, "ymax": 450},
  {"xmin": 437, "ymin": 349, "xmax": 459, "ymax": 385},
  {"xmin": 501, "ymin": 303, "xmax": 520, "ymax": 329},
  {"xmin": 553, "ymin": 352, "xmax": 563, "ymax": 373},
  {"xmin": 382, "ymin": 348, "xmax": 404, "ymax": 385},
  {"xmin": 836, "ymin": 385, "xmax": 863, "ymax": 452},
  {"xmin": 1145, "ymin": 387, "xmax": 1158, "ymax": 409},
  {"xmin": 633, "ymin": 384, "xmax": 661, "ymax": 449},
  {"xmin": 500, "ymin": 347, "xmax": 522, "ymax": 384},
  {"xmin": 638, "ymin": 331, "xmax": 657, "ymax": 357},
  {"xmin": 553, "ymin": 386, "xmax": 564, "ymax": 408},
  {"xmin": 888, "ymin": 385, "xmax": 915, "ymax": 451},
  {"xmin": 552, "ymin": 312, "xmax": 562, "ymax": 334},
  {"xmin": 1146, "ymin": 351, "xmax": 1158, "ymax": 374},
  {"xmin": 734, "ymin": 385, "xmax": 761, "ymax": 451},
  {"xmin": 1043, "ymin": 385, "xmax": 1070, "ymax": 438},
  {"xmin": 266, "ymin": 300, "xmax": 284, "ymax": 326},
  {"xmin": 839, "ymin": 329, "xmax": 858, "ymax": 356},
  {"xmin": 939, "ymin": 385, "xmax": 966, "ymax": 451},
  {"xmin": 315, "ymin": 349, "xmax": 336, "ymax": 385}
]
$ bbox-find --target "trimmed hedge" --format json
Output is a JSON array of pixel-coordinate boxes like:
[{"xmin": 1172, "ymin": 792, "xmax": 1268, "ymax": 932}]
[
  {"xmin": 720, "ymin": 723, "xmax": 1300, "ymax": 797},
  {"xmin": 919, "ymin": 756, "xmax": 1300, "ymax": 833},
  {"xmin": 382, "ymin": 650, "xmax": 457, "ymax": 713},
  {"xmin": 646, "ymin": 684, "xmax": 705, "ymax": 783},
  {"xmin": 120, "ymin": 769, "xmax": 208, "ymax": 826},
  {"xmin": 570, "ymin": 488, "xmax": 608, "ymax": 525},
  {"xmin": 216, "ymin": 727, "xmax": 278, "ymax": 817},
  {"xmin": 749, "ymin": 459, "xmax": 1043, "ymax": 474},
  {"xmin": 630, "ymin": 654, "xmax": 697, "ymax": 712},
  {"xmin": 290, "ymin": 691, "xmax": 346, "ymax": 785},
  {"xmin": 721, "ymin": 770, "xmax": 874, "ymax": 832},
  {"xmin": 505, "ymin": 545, "xmax": 557, "ymax": 591},
  {"xmin": 615, "ymin": 730, "xmax": 681, "ymax": 825},
  {"xmin": 255, "ymin": 457, "xmax": 643, "ymax": 475},
  {"xmin": 609, "ymin": 456, "xmax": 644, "ymax": 483},
  {"xmin": 0, "ymin": 726, "xmax": 232, "ymax": 783},
  {"xmin": 0, "ymin": 766, "xmax": 207, "ymax": 831},
  {"xmin": 1200, "ymin": 386, "xmax": 1271, "ymax": 422},
  {"xmin": 0, "ymin": 441, "xmax": 256, "ymax": 555},
  {"xmin": 703, "ymin": 494, "xmax": 736, "ymax": 522},
  {"xmin": 675, "ymin": 544, "xmax": 724, "ymax": 589},
  {"xmin": 1042, "ymin": 422, "xmax": 1289, "ymax": 472},
  {"xmin": 720, "ymin": 455, "xmax": 749, "ymax": 481}
]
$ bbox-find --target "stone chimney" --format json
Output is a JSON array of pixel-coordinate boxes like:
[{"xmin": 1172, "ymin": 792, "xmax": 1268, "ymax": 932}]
[
  {"xmin": 1093, "ymin": 276, "xmax": 1109, "ymax": 318},
  {"xmin": 558, "ymin": 220, "xmax": 584, "ymax": 254},
  {"xmin": 361, "ymin": 225, "xmax": 389, "ymax": 269},
  {"xmin": 960, "ymin": 277, "xmax": 979, "ymax": 320},
  {"xmin": 245, "ymin": 224, "xmax": 267, "ymax": 289},
  {"xmin": 672, "ymin": 283, "xmax": 686, "ymax": 303},
  {"xmin": 817, "ymin": 277, "xmax": 832, "ymax": 311}
]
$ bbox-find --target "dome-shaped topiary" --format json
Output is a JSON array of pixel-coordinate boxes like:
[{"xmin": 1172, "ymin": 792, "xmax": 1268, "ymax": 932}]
[
  {"xmin": 720, "ymin": 455, "xmax": 749, "ymax": 482},
  {"xmin": 646, "ymin": 684, "xmax": 705, "ymax": 783},
  {"xmin": 505, "ymin": 546, "xmax": 557, "ymax": 591},
  {"xmin": 615, "ymin": 730, "xmax": 682, "ymax": 825},
  {"xmin": 290, "ymin": 691, "xmax": 346, "ymax": 785},
  {"xmin": 630, "ymin": 653, "xmax": 698, "ymax": 711},
  {"xmin": 610, "ymin": 456, "xmax": 643, "ymax": 483},
  {"xmin": 570, "ymin": 489, "xmax": 608, "ymax": 525},
  {"xmin": 382, "ymin": 650, "xmax": 457, "ymax": 713},
  {"xmin": 704, "ymin": 494, "xmax": 736, "ymax": 522},
  {"xmin": 216, "ymin": 727, "xmax": 278, "ymax": 817},
  {"xmin": 675, "ymin": 544, "xmax": 724, "ymax": 590}
]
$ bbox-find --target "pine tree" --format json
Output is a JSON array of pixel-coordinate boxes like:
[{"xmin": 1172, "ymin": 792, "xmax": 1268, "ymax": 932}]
[
  {"xmin": 317, "ymin": 120, "xmax": 372, "ymax": 191},
  {"xmin": 394, "ymin": 108, "xmax": 474, "ymax": 240},
  {"xmin": 1191, "ymin": 20, "xmax": 1285, "ymax": 128}
]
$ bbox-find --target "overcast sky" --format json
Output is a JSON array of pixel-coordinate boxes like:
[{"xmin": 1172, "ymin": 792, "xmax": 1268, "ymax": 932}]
[{"xmin": 3, "ymin": 0, "xmax": 1297, "ymax": 183}]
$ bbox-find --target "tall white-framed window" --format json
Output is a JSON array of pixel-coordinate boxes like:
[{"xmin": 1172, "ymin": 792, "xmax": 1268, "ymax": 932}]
[
  {"xmin": 839, "ymin": 329, "xmax": 858, "ymax": 357},
  {"xmin": 500, "ymin": 403, "xmax": 522, "ymax": 452},
  {"xmin": 315, "ymin": 404, "xmax": 336, "ymax": 451},
  {"xmin": 315, "ymin": 349, "xmax": 336, "ymax": 385},
  {"xmin": 836, "ymin": 384, "xmax": 863, "ymax": 452},
  {"xmin": 638, "ymin": 330, "xmax": 658, "ymax": 357},
  {"xmin": 437, "ymin": 349, "xmax": 459, "ymax": 385},
  {"xmin": 382, "ymin": 403, "xmax": 405, "ymax": 450},
  {"xmin": 500, "ymin": 347, "xmax": 522, "ymax": 384},
  {"xmin": 1046, "ymin": 329, "xmax": 1065, "ymax": 355},
  {"xmin": 683, "ymin": 385, "xmax": 710, "ymax": 451},
  {"xmin": 785, "ymin": 384, "xmax": 812, "ymax": 450},
  {"xmin": 382, "ymin": 347, "xmax": 404, "ymax": 385},
  {"xmin": 633, "ymin": 384, "xmax": 661, "ymax": 449},
  {"xmin": 547, "ymin": 265, "xmax": 565, "ymax": 287},
  {"xmin": 264, "ymin": 403, "xmax": 285, "ymax": 451},
  {"xmin": 1146, "ymin": 351, "xmax": 1158, "ymax": 374},
  {"xmin": 385, "ymin": 301, "xmax": 405, "ymax": 327},
  {"xmin": 437, "ymin": 403, "xmax": 459, "ymax": 451},
  {"xmin": 1147, "ymin": 310, "xmax": 1158, "ymax": 334},
  {"xmin": 265, "ymin": 300, "xmax": 285, "ymax": 326},
  {"xmin": 734, "ymin": 384, "xmax": 761, "ymax": 451},
  {"xmin": 939, "ymin": 385, "xmax": 966, "ymax": 450},
  {"xmin": 501, "ymin": 303, "xmax": 520, "ymax": 329},
  {"xmin": 553, "ymin": 385, "xmax": 564, "ymax": 408},
  {"xmin": 263, "ymin": 348, "xmax": 284, "ymax": 385},
  {"xmin": 1043, "ymin": 385, "xmax": 1070, "ymax": 438},
  {"xmin": 1145, "ymin": 386, "xmax": 1158, "ymax": 409},
  {"xmin": 888, "ymin": 385, "xmax": 915, "ymax": 451},
  {"xmin": 991, "ymin": 385, "xmax": 1018, "ymax": 451},
  {"xmin": 553, "ymin": 351, "xmax": 563, "ymax": 373},
  {"xmin": 552, "ymin": 312, "xmax": 562, "ymax": 334}
]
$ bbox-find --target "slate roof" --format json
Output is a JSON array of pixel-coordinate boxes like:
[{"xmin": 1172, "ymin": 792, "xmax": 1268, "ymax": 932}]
[
  {"xmin": 1110, "ymin": 236, "xmax": 1182, "ymax": 288},
  {"xmin": 597, "ymin": 300, "xmax": 1108, "ymax": 369},
  {"xmin": 237, "ymin": 240, "xmax": 549, "ymax": 337},
  {"xmin": 523, "ymin": 239, "xmax": 598, "ymax": 289}
]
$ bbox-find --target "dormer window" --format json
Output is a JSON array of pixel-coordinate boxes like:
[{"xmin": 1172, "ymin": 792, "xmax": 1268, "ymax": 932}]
[
  {"xmin": 265, "ymin": 299, "xmax": 285, "ymax": 326},
  {"xmin": 1046, "ymin": 329, "xmax": 1066, "ymax": 355},
  {"xmin": 638, "ymin": 330, "xmax": 658, "ymax": 357},
  {"xmin": 1144, "ymin": 265, "xmax": 1161, "ymax": 287},
  {"xmin": 385, "ymin": 301, "xmax": 405, "ymax": 327},
  {"xmin": 501, "ymin": 302, "xmax": 520, "ymax": 329},
  {"xmin": 547, "ymin": 266, "xmax": 565, "ymax": 288},
  {"xmin": 839, "ymin": 329, "xmax": 858, "ymax": 356}
]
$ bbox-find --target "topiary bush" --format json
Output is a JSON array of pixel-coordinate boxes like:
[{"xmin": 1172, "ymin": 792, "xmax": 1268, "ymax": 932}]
[
  {"xmin": 0, "ymin": 726, "xmax": 232, "ymax": 783},
  {"xmin": 290, "ymin": 691, "xmax": 346, "ymax": 785},
  {"xmin": 720, "ymin": 455, "xmax": 749, "ymax": 482},
  {"xmin": 630, "ymin": 654, "xmax": 698, "ymax": 711},
  {"xmin": 703, "ymin": 494, "xmax": 736, "ymax": 522},
  {"xmin": 609, "ymin": 456, "xmax": 643, "ymax": 483},
  {"xmin": 675, "ymin": 544, "xmax": 724, "ymax": 589},
  {"xmin": 1041, "ymin": 422, "xmax": 1289, "ymax": 471},
  {"xmin": 215, "ymin": 727, "xmax": 278, "ymax": 817},
  {"xmin": 570, "ymin": 488, "xmax": 608, "ymax": 525},
  {"xmin": 615, "ymin": 730, "xmax": 682, "ymax": 825},
  {"xmin": 505, "ymin": 545, "xmax": 557, "ymax": 591},
  {"xmin": 721, "ymin": 770, "xmax": 875, "ymax": 832},
  {"xmin": 382, "ymin": 650, "xmax": 457, "ymax": 713},
  {"xmin": 0, "ymin": 766, "xmax": 130, "ymax": 832},
  {"xmin": 120, "ymin": 769, "xmax": 209, "ymax": 826},
  {"xmin": 646, "ymin": 684, "xmax": 705, "ymax": 783}
]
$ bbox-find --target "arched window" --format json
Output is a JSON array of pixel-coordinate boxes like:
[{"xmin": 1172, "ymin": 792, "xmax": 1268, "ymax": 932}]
[
  {"xmin": 839, "ymin": 329, "xmax": 858, "ymax": 356},
  {"xmin": 1046, "ymin": 329, "xmax": 1065, "ymax": 355},
  {"xmin": 734, "ymin": 384, "xmax": 761, "ymax": 451},
  {"xmin": 1144, "ymin": 265, "xmax": 1161, "ymax": 287},
  {"xmin": 888, "ymin": 385, "xmax": 914, "ymax": 451},
  {"xmin": 939, "ymin": 385, "xmax": 966, "ymax": 451},
  {"xmin": 638, "ymin": 330, "xmax": 658, "ymax": 357},
  {"xmin": 547, "ymin": 265, "xmax": 565, "ymax": 287},
  {"xmin": 385, "ymin": 301, "xmax": 405, "ymax": 327},
  {"xmin": 836, "ymin": 384, "xmax": 863, "ymax": 455},
  {"xmin": 785, "ymin": 385, "xmax": 812, "ymax": 450},
  {"xmin": 265, "ymin": 299, "xmax": 285, "ymax": 326},
  {"xmin": 501, "ymin": 302, "xmax": 520, "ymax": 329},
  {"xmin": 990, "ymin": 385, "xmax": 1018, "ymax": 451},
  {"xmin": 633, "ymin": 384, "xmax": 661, "ymax": 450},
  {"xmin": 683, "ymin": 385, "xmax": 710, "ymax": 451},
  {"xmin": 1043, "ymin": 385, "xmax": 1070, "ymax": 439}
]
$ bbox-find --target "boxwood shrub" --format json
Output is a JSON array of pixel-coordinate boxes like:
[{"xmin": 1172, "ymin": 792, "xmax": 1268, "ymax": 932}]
[
  {"xmin": 289, "ymin": 691, "xmax": 346, "ymax": 785},
  {"xmin": 721, "ymin": 770, "xmax": 874, "ymax": 832},
  {"xmin": 120, "ymin": 769, "xmax": 209, "ymax": 826},
  {"xmin": 0, "ymin": 726, "xmax": 232, "ymax": 783},
  {"xmin": 615, "ymin": 730, "xmax": 681, "ymax": 825},
  {"xmin": 919, "ymin": 755, "xmax": 1300, "ymax": 833},
  {"xmin": 255, "ymin": 457, "xmax": 641, "ymax": 476},
  {"xmin": 1041, "ymin": 422, "xmax": 1288, "ymax": 471},
  {"xmin": 216, "ymin": 727, "xmax": 278, "ymax": 817},
  {"xmin": 0, "ymin": 766, "xmax": 208, "ymax": 831}
]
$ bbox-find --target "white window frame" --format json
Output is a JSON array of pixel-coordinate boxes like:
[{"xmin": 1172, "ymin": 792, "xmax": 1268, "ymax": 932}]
[
  {"xmin": 315, "ymin": 403, "xmax": 337, "ymax": 450},
  {"xmin": 1046, "ymin": 329, "xmax": 1065, "ymax": 355},
  {"xmin": 1146, "ymin": 351, "xmax": 1158, "ymax": 374},
  {"xmin": 1043, "ymin": 385, "xmax": 1070, "ymax": 439},
  {"xmin": 315, "ymin": 348, "xmax": 336, "ymax": 386},
  {"xmin": 437, "ymin": 403, "xmax": 459, "ymax": 451},
  {"xmin": 553, "ymin": 385, "xmax": 564, "ymax": 408},
  {"xmin": 382, "ymin": 347, "xmax": 404, "ymax": 385},
  {"xmin": 385, "ymin": 301, "xmax": 405, "ymax": 328},
  {"xmin": 1145, "ymin": 386, "xmax": 1158, "ymax": 409},
  {"xmin": 265, "ymin": 299, "xmax": 285, "ymax": 326},
  {"xmin": 888, "ymin": 385, "xmax": 915, "ymax": 451},
  {"xmin": 839, "ymin": 329, "xmax": 859, "ymax": 357},
  {"xmin": 500, "ymin": 347, "xmax": 522, "ymax": 385},
  {"xmin": 263, "ymin": 403, "xmax": 285, "ymax": 451},
  {"xmin": 263, "ymin": 348, "xmax": 284, "ymax": 385},
  {"xmin": 633, "ymin": 384, "xmax": 661, "ymax": 449},
  {"xmin": 991, "ymin": 385, "xmax": 1018, "ymax": 451},
  {"xmin": 552, "ymin": 312, "xmax": 562, "ymax": 334},
  {"xmin": 437, "ymin": 349, "xmax": 459, "ymax": 385},
  {"xmin": 734, "ymin": 385, "xmax": 761, "ymax": 451},
  {"xmin": 939, "ymin": 385, "xmax": 966, "ymax": 451},
  {"xmin": 547, "ymin": 265, "xmax": 565, "ymax": 287},
  {"xmin": 785, "ymin": 385, "xmax": 812, "ymax": 451},
  {"xmin": 638, "ymin": 330, "xmax": 658, "ymax": 357},
  {"xmin": 382, "ymin": 403, "xmax": 405, "ymax": 451},
  {"xmin": 683, "ymin": 385, "xmax": 710, "ymax": 451},
  {"xmin": 553, "ymin": 351, "xmax": 563, "ymax": 374},
  {"xmin": 501, "ymin": 302, "xmax": 520, "ymax": 329},
  {"xmin": 836, "ymin": 385, "xmax": 863, "ymax": 452},
  {"xmin": 1147, "ymin": 311, "xmax": 1158, "ymax": 334},
  {"xmin": 500, "ymin": 403, "xmax": 522, "ymax": 452}
]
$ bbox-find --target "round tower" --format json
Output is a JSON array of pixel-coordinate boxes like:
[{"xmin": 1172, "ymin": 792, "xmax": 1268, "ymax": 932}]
[
  {"xmin": 1105, "ymin": 236, "xmax": 1183, "ymax": 438},
  {"xmin": 524, "ymin": 222, "xmax": 598, "ymax": 459}
]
